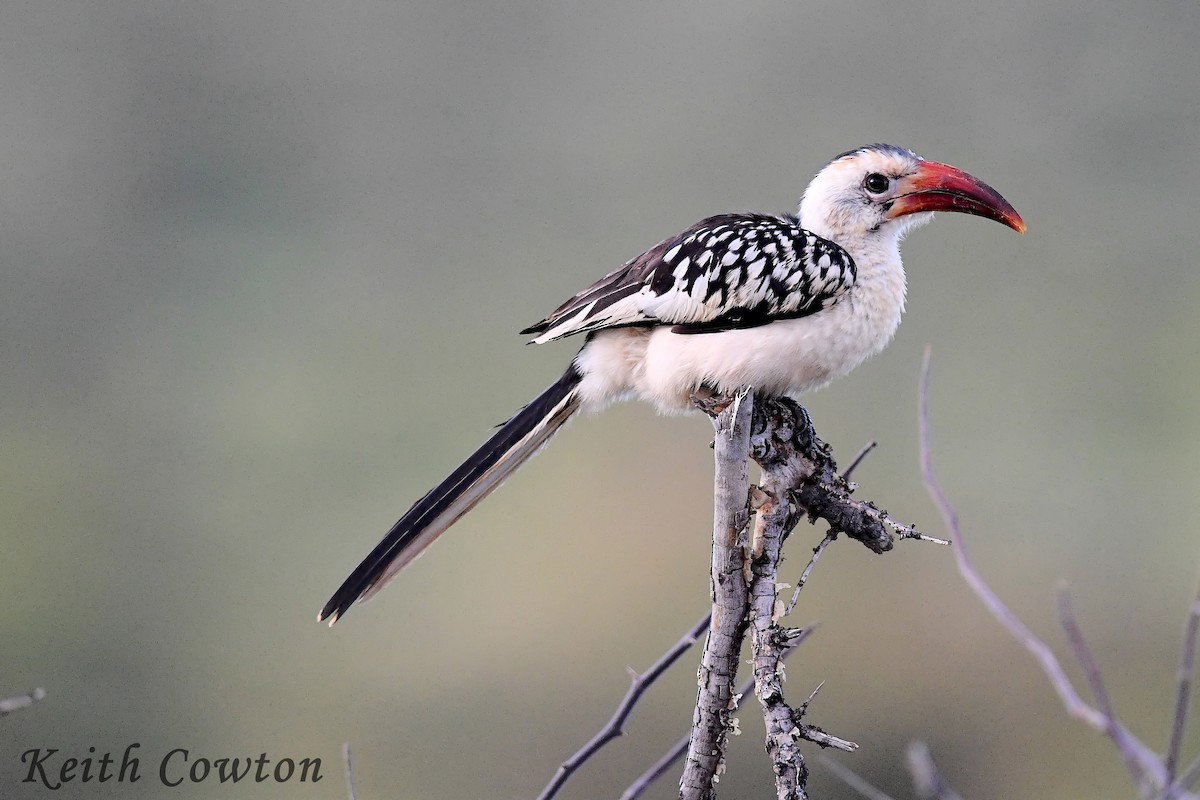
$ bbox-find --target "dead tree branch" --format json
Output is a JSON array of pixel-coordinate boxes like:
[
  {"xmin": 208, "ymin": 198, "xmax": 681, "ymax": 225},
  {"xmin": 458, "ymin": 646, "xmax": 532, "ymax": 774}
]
[
  {"xmin": 750, "ymin": 455, "xmax": 811, "ymax": 798},
  {"xmin": 538, "ymin": 387, "xmax": 932, "ymax": 799},
  {"xmin": 683, "ymin": 389, "xmax": 933, "ymax": 799},
  {"xmin": 918, "ymin": 346, "xmax": 1200, "ymax": 800},
  {"xmin": 680, "ymin": 388, "xmax": 756, "ymax": 799}
]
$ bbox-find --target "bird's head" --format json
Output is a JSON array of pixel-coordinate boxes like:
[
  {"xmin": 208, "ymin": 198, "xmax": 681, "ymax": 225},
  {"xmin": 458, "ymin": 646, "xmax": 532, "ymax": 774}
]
[{"xmin": 798, "ymin": 144, "xmax": 1025, "ymax": 246}]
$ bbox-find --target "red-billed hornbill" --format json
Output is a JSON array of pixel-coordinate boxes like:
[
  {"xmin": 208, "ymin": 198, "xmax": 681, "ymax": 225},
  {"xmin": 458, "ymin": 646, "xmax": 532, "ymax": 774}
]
[{"xmin": 320, "ymin": 143, "xmax": 1024, "ymax": 624}]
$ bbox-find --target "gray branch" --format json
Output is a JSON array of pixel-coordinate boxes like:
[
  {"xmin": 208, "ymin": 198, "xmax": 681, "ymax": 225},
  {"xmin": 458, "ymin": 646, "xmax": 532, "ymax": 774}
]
[
  {"xmin": 680, "ymin": 388, "xmax": 755, "ymax": 800},
  {"xmin": 918, "ymin": 346, "xmax": 1200, "ymax": 800},
  {"xmin": 1166, "ymin": 589, "xmax": 1200, "ymax": 787},
  {"xmin": 342, "ymin": 742, "xmax": 358, "ymax": 800}
]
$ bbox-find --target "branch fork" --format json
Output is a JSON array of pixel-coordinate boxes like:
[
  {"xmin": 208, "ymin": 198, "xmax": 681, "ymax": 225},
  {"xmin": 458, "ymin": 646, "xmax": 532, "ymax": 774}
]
[
  {"xmin": 540, "ymin": 389, "xmax": 932, "ymax": 800},
  {"xmin": 682, "ymin": 389, "xmax": 930, "ymax": 800}
]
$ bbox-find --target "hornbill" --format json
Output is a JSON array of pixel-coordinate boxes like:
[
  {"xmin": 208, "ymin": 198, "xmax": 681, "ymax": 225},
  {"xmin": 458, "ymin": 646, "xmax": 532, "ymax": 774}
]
[{"xmin": 320, "ymin": 143, "xmax": 1025, "ymax": 624}]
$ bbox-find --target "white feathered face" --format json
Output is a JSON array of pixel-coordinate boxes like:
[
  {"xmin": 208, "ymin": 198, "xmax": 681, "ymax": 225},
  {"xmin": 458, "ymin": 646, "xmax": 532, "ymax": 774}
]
[{"xmin": 799, "ymin": 144, "xmax": 1025, "ymax": 243}]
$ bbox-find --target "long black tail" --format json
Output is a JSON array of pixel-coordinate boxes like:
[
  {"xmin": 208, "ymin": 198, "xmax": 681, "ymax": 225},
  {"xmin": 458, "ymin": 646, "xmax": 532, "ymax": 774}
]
[{"xmin": 320, "ymin": 365, "xmax": 584, "ymax": 624}]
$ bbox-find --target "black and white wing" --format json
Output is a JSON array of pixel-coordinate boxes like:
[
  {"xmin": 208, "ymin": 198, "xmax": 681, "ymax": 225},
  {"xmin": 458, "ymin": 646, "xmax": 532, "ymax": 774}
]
[{"xmin": 520, "ymin": 213, "xmax": 857, "ymax": 342}]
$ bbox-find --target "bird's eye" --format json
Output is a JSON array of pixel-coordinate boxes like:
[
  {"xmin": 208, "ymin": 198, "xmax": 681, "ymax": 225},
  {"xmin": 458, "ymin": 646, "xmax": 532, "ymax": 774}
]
[{"xmin": 864, "ymin": 173, "xmax": 890, "ymax": 195}]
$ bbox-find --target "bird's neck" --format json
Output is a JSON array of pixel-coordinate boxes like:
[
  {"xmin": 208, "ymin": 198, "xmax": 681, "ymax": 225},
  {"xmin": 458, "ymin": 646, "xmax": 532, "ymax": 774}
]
[{"xmin": 805, "ymin": 221, "xmax": 908, "ymax": 327}]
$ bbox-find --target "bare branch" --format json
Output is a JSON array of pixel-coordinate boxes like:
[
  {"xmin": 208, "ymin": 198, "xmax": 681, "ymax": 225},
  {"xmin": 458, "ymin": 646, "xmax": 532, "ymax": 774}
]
[
  {"xmin": 905, "ymin": 741, "xmax": 964, "ymax": 800},
  {"xmin": 0, "ymin": 687, "xmax": 46, "ymax": 717},
  {"xmin": 1176, "ymin": 754, "xmax": 1200, "ymax": 795},
  {"xmin": 537, "ymin": 614, "xmax": 712, "ymax": 800},
  {"xmin": 796, "ymin": 724, "xmax": 857, "ymax": 752},
  {"xmin": 817, "ymin": 753, "xmax": 897, "ymax": 800},
  {"xmin": 342, "ymin": 742, "xmax": 358, "ymax": 800},
  {"xmin": 785, "ymin": 533, "xmax": 835, "ymax": 616},
  {"xmin": 614, "ymin": 387, "xmax": 932, "ymax": 799},
  {"xmin": 1171, "ymin": 598, "xmax": 1200, "ymax": 799},
  {"xmin": 796, "ymin": 681, "xmax": 825, "ymax": 718},
  {"xmin": 917, "ymin": 346, "xmax": 1170, "ymax": 794},
  {"xmin": 681, "ymin": 388, "xmax": 755, "ymax": 800},
  {"xmin": 1055, "ymin": 585, "xmax": 1152, "ymax": 792},
  {"xmin": 621, "ymin": 732, "xmax": 691, "ymax": 800},
  {"xmin": 1165, "ymin": 589, "xmax": 1200, "ymax": 786},
  {"xmin": 842, "ymin": 441, "xmax": 878, "ymax": 481},
  {"xmin": 739, "ymin": 396, "xmax": 881, "ymax": 798},
  {"xmin": 820, "ymin": 743, "xmax": 965, "ymax": 800}
]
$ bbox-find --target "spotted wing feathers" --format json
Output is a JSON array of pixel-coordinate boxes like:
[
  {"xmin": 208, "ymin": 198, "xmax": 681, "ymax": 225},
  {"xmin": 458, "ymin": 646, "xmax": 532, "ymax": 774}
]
[{"xmin": 520, "ymin": 214, "xmax": 856, "ymax": 342}]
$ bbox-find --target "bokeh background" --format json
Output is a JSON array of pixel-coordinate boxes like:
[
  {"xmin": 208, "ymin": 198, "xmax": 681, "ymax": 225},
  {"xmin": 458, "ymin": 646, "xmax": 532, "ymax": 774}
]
[{"xmin": 2, "ymin": 2, "xmax": 1199, "ymax": 798}]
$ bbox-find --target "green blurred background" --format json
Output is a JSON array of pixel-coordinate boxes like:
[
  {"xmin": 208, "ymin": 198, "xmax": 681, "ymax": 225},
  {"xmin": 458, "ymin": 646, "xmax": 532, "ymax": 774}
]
[{"xmin": 2, "ymin": 2, "xmax": 1199, "ymax": 798}]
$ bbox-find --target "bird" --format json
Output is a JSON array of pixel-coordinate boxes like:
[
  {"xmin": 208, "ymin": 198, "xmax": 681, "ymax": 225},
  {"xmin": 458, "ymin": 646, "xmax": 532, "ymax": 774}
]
[{"xmin": 319, "ymin": 143, "xmax": 1025, "ymax": 624}]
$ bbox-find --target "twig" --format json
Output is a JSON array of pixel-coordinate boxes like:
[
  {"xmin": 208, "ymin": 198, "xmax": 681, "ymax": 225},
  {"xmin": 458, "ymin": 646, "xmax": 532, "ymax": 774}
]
[
  {"xmin": 1165, "ymin": 589, "xmax": 1200, "ymax": 786},
  {"xmin": 1055, "ymin": 585, "xmax": 1150, "ymax": 792},
  {"xmin": 537, "ymin": 614, "xmax": 712, "ymax": 800},
  {"xmin": 917, "ymin": 346, "xmax": 1171, "ymax": 795},
  {"xmin": 820, "ymin": 742, "xmax": 965, "ymax": 800},
  {"xmin": 1176, "ymin": 754, "xmax": 1200, "ymax": 795},
  {"xmin": 905, "ymin": 741, "xmax": 964, "ymax": 800},
  {"xmin": 342, "ymin": 742, "xmax": 358, "ymax": 800},
  {"xmin": 681, "ymin": 388, "xmax": 755, "ymax": 800},
  {"xmin": 842, "ymin": 441, "xmax": 878, "ymax": 481},
  {"xmin": 785, "ymin": 534, "xmax": 835, "ymax": 617},
  {"xmin": 0, "ymin": 687, "xmax": 46, "ymax": 717},
  {"xmin": 796, "ymin": 681, "xmax": 824, "ymax": 718},
  {"xmin": 817, "ymin": 753, "xmax": 896, "ymax": 800},
  {"xmin": 1171, "ymin": 595, "xmax": 1200, "ymax": 798},
  {"xmin": 621, "ymin": 731, "xmax": 690, "ymax": 800}
]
